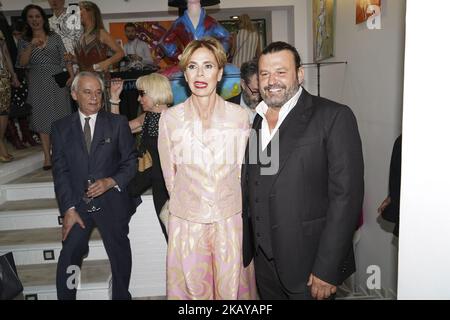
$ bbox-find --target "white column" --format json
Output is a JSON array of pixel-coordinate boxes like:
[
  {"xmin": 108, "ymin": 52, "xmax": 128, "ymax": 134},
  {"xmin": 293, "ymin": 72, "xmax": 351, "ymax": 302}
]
[{"xmin": 398, "ymin": 0, "xmax": 450, "ymax": 299}]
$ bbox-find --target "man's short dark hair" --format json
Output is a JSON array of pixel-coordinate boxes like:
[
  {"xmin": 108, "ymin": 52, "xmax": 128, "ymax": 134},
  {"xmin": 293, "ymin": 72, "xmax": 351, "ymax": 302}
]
[
  {"xmin": 261, "ymin": 41, "xmax": 302, "ymax": 69},
  {"xmin": 240, "ymin": 59, "xmax": 258, "ymax": 85},
  {"xmin": 124, "ymin": 22, "xmax": 136, "ymax": 30}
]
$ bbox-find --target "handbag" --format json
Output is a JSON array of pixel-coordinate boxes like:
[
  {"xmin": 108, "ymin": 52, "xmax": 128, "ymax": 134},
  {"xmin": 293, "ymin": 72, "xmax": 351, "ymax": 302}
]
[
  {"xmin": 138, "ymin": 150, "xmax": 152, "ymax": 172},
  {"xmin": 0, "ymin": 252, "xmax": 24, "ymax": 300},
  {"xmin": 128, "ymin": 150, "xmax": 153, "ymax": 197},
  {"xmin": 9, "ymin": 75, "xmax": 32, "ymax": 118},
  {"xmin": 53, "ymin": 71, "xmax": 70, "ymax": 88}
]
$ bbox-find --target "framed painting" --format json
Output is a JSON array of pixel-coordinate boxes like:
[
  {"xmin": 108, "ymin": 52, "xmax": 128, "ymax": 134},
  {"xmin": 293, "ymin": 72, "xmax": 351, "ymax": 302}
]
[
  {"xmin": 356, "ymin": 0, "xmax": 381, "ymax": 24},
  {"xmin": 313, "ymin": 0, "xmax": 335, "ymax": 62},
  {"xmin": 109, "ymin": 20, "xmax": 174, "ymax": 69}
]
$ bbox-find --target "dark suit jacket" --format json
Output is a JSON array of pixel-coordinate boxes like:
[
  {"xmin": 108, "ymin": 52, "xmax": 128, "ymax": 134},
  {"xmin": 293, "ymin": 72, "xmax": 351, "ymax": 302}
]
[
  {"xmin": 242, "ymin": 89, "xmax": 364, "ymax": 292},
  {"xmin": 51, "ymin": 110, "xmax": 140, "ymax": 217}
]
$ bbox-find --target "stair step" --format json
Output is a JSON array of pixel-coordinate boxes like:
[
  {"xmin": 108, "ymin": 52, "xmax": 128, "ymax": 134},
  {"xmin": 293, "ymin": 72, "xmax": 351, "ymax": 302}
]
[
  {"xmin": 0, "ymin": 198, "xmax": 59, "ymax": 230},
  {"xmin": 0, "ymin": 168, "xmax": 54, "ymax": 203},
  {"xmin": 18, "ymin": 259, "xmax": 112, "ymax": 300},
  {"xmin": 0, "ymin": 148, "xmax": 43, "ymax": 185},
  {"xmin": 0, "ymin": 182, "xmax": 55, "ymax": 202},
  {"xmin": 0, "ymin": 227, "xmax": 107, "ymax": 265},
  {"xmin": 7, "ymin": 169, "xmax": 54, "ymax": 185}
]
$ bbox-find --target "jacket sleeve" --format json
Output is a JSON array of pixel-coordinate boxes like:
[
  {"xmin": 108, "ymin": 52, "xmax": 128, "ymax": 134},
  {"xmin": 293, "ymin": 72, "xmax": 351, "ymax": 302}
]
[
  {"xmin": 51, "ymin": 122, "xmax": 76, "ymax": 216},
  {"xmin": 111, "ymin": 116, "xmax": 138, "ymax": 190},
  {"xmin": 312, "ymin": 106, "xmax": 365, "ymax": 285},
  {"xmin": 158, "ymin": 110, "xmax": 176, "ymax": 197}
]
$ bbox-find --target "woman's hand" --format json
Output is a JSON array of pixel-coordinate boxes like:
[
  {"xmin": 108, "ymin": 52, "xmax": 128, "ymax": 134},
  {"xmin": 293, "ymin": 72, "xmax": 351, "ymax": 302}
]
[
  {"xmin": 110, "ymin": 78, "xmax": 124, "ymax": 100},
  {"xmin": 66, "ymin": 76, "xmax": 74, "ymax": 88},
  {"xmin": 11, "ymin": 74, "xmax": 20, "ymax": 88},
  {"xmin": 64, "ymin": 52, "xmax": 76, "ymax": 63},
  {"xmin": 31, "ymin": 38, "xmax": 45, "ymax": 48},
  {"xmin": 93, "ymin": 60, "xmax": 109, "ymax": 72}
]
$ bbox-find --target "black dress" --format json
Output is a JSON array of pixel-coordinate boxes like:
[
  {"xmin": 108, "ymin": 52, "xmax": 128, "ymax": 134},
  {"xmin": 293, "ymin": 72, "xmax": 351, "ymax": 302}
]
[{"xmin": 136, "ymin": 112, "xmax": 169, "ymax": 241}]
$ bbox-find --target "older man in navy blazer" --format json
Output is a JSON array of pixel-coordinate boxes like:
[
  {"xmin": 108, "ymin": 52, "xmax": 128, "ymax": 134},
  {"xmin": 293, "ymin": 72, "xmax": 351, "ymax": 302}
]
[{"xmin": 52, "ymin": 72, "xmax": 139, "ymax": 300}]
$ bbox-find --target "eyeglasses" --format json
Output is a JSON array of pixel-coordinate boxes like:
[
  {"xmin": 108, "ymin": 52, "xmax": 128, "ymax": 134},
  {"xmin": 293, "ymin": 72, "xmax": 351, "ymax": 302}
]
[
  {"xmin": 137, "ymin": 90, "xmax": 147, "ymax": 98},
  {"xmin": 245, "ymin": 82, "xmax": 260, "ymax": 96}
]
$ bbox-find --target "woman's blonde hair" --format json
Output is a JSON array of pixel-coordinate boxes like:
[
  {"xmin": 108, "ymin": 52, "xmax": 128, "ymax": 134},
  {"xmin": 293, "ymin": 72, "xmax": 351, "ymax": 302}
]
[
  {"xmin": 239, "ymin": 14, "xmax": 256, "ymax": 33},
  {"xmin": 79, "ymin": 1, "xmax": 105, "ymax": 34},
  {"xmin": 136, "ymin": 73, "xmax": 173, "ymax": 106},
  {"xmin": 179, "ymin": 37, "xmax": 227, "ymax": 71}
]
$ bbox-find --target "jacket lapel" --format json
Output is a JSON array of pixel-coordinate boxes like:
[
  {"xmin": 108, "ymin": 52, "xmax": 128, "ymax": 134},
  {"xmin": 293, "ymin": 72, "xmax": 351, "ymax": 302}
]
[
  {"xmin": 90, "ymin": 111, "xmax": 107, "ymax": 158},
  {"xmin": 259, "ymin": 89, "xmax": 315, "ymax": 191}
]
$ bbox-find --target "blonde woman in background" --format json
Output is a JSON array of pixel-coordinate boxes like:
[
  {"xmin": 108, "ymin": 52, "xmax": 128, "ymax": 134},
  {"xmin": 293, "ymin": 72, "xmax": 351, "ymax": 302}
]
[
  {"xmin": 231, "ymin": 14, "xmax": 261, "ymax": 68},
  {"xmin": 110, "ymin": 73, "xmax": 172, "ymax": 241}
]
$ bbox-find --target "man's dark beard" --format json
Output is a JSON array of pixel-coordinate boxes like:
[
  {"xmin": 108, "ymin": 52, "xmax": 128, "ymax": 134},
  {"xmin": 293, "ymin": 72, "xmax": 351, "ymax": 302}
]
[{"xmin": 262, "ymin": 82, "xmax": 300, "ymax": 109}]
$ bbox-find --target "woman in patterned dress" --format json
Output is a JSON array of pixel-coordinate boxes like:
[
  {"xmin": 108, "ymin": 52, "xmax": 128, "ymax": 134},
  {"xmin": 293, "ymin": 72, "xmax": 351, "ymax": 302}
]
[
  {"xmin": 0, "ymin": 32, "xmax": 20, "ymax": 162},
  {"xmin": 158, "ymin": 37, "xmax": 257, "ymax": 300},
  {"xmin": 110, "ymin": 73, "xmax": 172, "ymax": 241},
  {"xmin": 17, "ymin": 4, "xmax": 73, "ymax": 169}
]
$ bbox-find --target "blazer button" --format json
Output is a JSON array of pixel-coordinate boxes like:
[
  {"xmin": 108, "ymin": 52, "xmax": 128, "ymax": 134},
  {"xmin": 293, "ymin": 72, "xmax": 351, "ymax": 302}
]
[
  {"xmin": 256, "ymin": 232, "xmax": 261, "ymax": 237},
  {"xmin": 256, "ymin": 216, "xmax": 260, "ymax": 221},
  {"xmin": 255, "ymin": 181, "xmax": 259, "ymax": 186},
  {"xmin": 255, "ymin": 198, "xmax": 259, "ymax": 203}
]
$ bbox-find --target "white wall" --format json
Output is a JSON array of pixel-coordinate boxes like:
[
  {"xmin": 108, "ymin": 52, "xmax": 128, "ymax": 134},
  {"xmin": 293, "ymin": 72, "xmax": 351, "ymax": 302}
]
[
  {"xmin": 398, "ymin": 0, "xmax": 450, "ymax": 300},
  {"xmin": 313, "ymin": 1, "xmax": 406, "ymax": 295}
]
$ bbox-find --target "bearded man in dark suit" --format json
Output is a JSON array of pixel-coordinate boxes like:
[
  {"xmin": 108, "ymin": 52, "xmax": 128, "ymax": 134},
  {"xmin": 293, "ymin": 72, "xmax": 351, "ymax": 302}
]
[{"xmin": 242, "ymin": 42, "xmax": 364, "ymax": 300}]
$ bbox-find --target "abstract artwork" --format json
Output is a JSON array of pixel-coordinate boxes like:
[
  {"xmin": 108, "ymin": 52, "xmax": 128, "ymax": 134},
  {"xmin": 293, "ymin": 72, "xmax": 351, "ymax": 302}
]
[{"xmin": 313, "ymin": 0, "xmax": 335, "ymax": 62}]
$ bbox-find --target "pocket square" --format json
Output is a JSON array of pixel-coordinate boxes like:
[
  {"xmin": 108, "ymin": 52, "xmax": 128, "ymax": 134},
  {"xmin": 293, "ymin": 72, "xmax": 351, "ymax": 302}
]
[{"xmin": 101, "ymin": 138, "xmax": 111, "ymax": 144}]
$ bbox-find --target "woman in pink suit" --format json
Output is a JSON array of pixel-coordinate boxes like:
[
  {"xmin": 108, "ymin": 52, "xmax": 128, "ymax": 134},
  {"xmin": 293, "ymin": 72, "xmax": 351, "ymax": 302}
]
[{"xmin": 158, "ymin": 37, "xmax": 257, "ymax": 300}]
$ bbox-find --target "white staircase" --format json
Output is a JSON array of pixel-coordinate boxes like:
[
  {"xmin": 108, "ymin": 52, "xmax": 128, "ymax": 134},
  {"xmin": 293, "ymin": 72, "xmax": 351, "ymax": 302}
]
[{"xmin": 0, "ymin": 149, "xmax": 167, "ymax": 300}]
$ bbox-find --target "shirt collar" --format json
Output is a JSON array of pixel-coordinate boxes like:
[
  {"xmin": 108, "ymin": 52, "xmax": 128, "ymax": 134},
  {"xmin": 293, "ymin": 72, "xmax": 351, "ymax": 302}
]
[{"xmin": 79, "ymin": 110, "xmax": 98, "ymax": 124}]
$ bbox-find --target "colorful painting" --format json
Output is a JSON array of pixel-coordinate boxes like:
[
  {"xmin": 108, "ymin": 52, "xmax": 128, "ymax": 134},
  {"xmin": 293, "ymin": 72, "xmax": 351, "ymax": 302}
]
[
  {"xmin": 356, "ymin": 0, "xmax": 381, "ymax": 24},
  {"xmin": 109, "ymin": 20, "xmax": 241, "ymax": 105},
  {"xmin": 313, "ymin": 0, "xmax": 334, "ymax": 62},
  {"xmin": 109, "ymin": 21, "xmax": 173, "ymax": 69}
]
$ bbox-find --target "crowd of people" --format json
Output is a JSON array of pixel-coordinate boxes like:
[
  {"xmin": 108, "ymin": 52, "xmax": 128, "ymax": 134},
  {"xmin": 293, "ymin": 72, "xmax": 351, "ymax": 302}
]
[{"xmin": 0, "ymin": 0, "xmax": 368, "ymax": 301}]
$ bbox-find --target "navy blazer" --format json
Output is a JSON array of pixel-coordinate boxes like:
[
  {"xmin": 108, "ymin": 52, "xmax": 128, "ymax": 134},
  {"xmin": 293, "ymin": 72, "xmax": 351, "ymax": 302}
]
[{"xmin": 51, "ymin": 110, "xmax": 140, "ymax": 217}]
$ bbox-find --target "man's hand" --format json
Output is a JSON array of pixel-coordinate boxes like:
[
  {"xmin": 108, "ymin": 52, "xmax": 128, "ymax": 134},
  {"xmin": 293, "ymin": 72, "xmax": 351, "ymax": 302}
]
[
  {"xmin": 87, "ymin": 178, "xmax": 117, "ymax": 198},
  {"xmin": 62, "ymin": 208, "xmax": 85, "ymax": 241},
  {"xmin": 377, "ymin": 196, "xmax": 391, "ymax": 214},
  {"xmin": 307, "ymin": 274, "xmax": 337, "ymax": 300}
]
